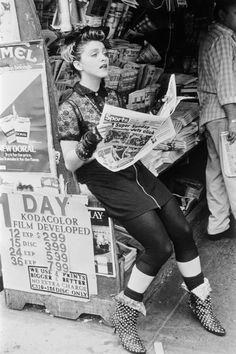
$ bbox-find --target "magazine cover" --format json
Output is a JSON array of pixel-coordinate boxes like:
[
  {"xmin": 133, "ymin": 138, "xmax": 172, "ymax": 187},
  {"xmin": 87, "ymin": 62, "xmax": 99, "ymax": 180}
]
[{"xmin": 89, "ymin": 207, "xmax": 116, "ymax": 277}]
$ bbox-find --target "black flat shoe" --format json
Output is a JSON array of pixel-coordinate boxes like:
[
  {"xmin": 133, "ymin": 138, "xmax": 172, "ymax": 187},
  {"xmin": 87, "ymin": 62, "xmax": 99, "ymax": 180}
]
[{"xmin": 207, "ymin": 229, "xmax": 231, "ymax": 241}]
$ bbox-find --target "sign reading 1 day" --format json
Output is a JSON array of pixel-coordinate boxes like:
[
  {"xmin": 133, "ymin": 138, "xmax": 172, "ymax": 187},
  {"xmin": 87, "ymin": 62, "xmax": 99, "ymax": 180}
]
[{"xmin": 0, "ymin": 192, "xmax": 97, "ymax": 301}]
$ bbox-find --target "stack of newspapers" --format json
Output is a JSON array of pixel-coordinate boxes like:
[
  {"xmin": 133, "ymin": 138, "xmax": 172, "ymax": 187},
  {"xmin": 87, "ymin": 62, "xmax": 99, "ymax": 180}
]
[
  {"xmin": 141, "ymin": 100, "xmax": 200, "ymax": 175},
  {"xmin": 114, "ymin": 224, "xmax": 144, "ymax": 272},
  {"xmin": 116, "ymin": 241, "xmax": 137, "ymax": 272}
]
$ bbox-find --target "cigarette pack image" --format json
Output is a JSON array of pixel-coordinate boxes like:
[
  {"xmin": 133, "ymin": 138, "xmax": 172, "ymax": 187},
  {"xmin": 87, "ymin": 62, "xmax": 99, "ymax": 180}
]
[
  {"xmin": 0, "ymin": 115, "xmax": 16, "ymax": 144},
  {"xmin": 15, "ymin": 117, "xmax": 31, "ymax": 144}
]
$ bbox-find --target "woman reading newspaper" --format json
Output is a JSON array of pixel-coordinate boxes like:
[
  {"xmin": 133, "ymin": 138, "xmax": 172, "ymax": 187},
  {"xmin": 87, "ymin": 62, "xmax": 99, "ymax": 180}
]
[{"xmin": 57, "ymin": 27, "xmax": 225, "ymax": 354}]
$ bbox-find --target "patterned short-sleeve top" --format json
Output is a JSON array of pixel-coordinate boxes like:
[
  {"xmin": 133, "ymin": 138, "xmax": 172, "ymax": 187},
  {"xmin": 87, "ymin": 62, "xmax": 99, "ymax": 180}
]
[{"xmin": 57, "ymin": 81, "xmax": 120, "ymax": 142}]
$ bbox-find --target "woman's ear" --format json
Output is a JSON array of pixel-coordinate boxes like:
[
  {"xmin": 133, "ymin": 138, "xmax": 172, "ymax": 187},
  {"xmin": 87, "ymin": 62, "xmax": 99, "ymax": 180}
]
[{"xmin": 73, "ymin": 60, "xmax": 82, "ymax": 72}]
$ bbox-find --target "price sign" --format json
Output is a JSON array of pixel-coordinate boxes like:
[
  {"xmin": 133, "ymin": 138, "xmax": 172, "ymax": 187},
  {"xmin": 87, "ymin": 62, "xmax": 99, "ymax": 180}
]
[{"xmin": 0, "ymin": 192, "xmax": 97, "ymax": 301}]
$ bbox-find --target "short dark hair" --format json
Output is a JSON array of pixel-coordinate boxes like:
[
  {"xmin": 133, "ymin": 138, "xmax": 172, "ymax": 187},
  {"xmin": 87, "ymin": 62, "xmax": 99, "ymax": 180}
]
[
  {"xmin": 60, "ymin": 26, "xmax": 107, "ymax": 63},
  {"xmin": 214, "ymin": 0, "xmax": 236, "ymax": 21}
]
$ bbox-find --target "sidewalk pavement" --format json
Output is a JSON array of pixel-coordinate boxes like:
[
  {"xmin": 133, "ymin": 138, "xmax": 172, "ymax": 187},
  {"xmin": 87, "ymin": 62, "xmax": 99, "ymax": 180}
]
[{"xmin": 1, "ymin": 218, "xmax": 236, "ymax": 354}]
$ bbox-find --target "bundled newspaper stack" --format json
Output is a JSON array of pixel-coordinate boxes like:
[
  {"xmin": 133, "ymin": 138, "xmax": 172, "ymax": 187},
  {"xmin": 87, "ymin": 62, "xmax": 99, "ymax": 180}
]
[
  {"xmin": 160, "ymin": 122, "xmax": 199, "ymax": 164},
  {"xmin": 116, "ymin": 241, "xmax": 137, "ymax": 272},
  {"xmin": 172, "ymin": 177, "xmax": 205, "ymax": 216},
  {"xmin": 171, "ymin": 101, "xmax": 199, "ymax": 130},
  {"xmin": 141, "ymin": 100, "xmax": 200, "ymax": 174},
  {"xmin": 161, "ymin": 101, "xmax": 200, "ymax": 163}
]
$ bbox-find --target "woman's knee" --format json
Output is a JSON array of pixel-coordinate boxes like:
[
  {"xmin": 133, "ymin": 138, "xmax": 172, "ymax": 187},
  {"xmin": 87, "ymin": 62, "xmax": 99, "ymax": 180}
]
[
  {"xmin": 148, "ymin": 236, "xmax": 173, "ymax": 262},
  {"xmin": 161, "ymin": 238, "xmax": 173, "ymax": 260},
  {"xmin": 171, "ymin": 220, "xmax": 198, "ymax": 261},
  {"xmin": 160, "ymin": 197, "xmax": 193, "ymax": 241},
  {"xmin": 138, "ymin": 238, "xmax": 173, "ymax": 275},
  {"xmin": 181, "ymin": 221, "xmax": 193, "ymax": 239},
  {"xmin": 170, "ymin": 219, "xmax": 193, "ymax": 245}
]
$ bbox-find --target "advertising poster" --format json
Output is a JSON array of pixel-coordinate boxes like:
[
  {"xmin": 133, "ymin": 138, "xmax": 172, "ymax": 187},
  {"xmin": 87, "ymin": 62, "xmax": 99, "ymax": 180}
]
[
  {"xmin": 89, "ymin": 207, "xmax": 116, "ymax": 277},
  {"xmin": 0, "ymin": 192, "xmax": 97, "ymax": 301},
  {"xmin": 0, "ymin": 0, "xmax": 20, "ymax": 44},
  {"xmin": 0, "ymin": 40, "xmax": 55, "ymax": 174}
]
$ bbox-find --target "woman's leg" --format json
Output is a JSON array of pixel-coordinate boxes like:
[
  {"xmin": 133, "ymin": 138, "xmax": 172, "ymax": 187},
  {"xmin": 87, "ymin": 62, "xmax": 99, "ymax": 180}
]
[
  {"xmin": 111, "ymin": 210, "xmax": 173, "ymax": 354},
  {"xmin": 121, "ymin": 210, "xmax": 173, "ymax": 299},
  {"xmin": 157, "ymin": 196, "xmax": 204, "ymax": 290},
  {"xmin": 158, "ymin": 197, "xmax": 225, "ymax": 336}
]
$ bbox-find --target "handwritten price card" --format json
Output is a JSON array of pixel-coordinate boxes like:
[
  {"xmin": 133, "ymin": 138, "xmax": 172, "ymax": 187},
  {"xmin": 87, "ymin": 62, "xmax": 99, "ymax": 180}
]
[{"xmin": 0, "ymin": 192, "xmax": 97, "ymax": 301}]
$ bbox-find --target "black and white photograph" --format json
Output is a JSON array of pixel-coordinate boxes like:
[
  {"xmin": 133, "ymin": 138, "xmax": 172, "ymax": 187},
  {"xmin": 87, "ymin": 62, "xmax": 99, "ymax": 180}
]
[{"xmin": 0, "ymin": 1, "xmax": 236, "ymax": 354}]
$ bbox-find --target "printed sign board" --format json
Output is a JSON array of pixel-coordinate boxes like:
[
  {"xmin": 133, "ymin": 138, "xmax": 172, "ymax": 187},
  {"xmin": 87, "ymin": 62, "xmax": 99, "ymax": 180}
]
[{"xmin": 0, "ymin": 192, "xmax": 97, "ymax": 301}]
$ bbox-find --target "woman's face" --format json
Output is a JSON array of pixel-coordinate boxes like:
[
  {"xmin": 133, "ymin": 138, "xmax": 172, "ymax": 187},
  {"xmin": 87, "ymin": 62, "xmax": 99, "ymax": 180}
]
[{"xmin": 76, "ymin": 40, "xmax": 109, "ymax": 79}]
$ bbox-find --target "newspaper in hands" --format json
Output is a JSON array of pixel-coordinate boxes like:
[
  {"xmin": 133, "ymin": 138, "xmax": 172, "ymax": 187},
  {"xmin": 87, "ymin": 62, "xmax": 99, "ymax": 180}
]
[
  {"xmin": 94, "ymin": 74, "xmax": 190, "ymax": 172},
  {"xmin": 94, "ymin": 104, "xmax": 176, "ymax": 172}
]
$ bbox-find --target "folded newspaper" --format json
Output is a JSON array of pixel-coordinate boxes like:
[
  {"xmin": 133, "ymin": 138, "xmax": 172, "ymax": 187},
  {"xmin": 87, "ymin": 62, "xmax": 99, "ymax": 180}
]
[
  {"xmin": 94, "ymin": 74, "xmax": 189, "ymax": 172},
  {"xmin": 221, "ymin": 132, "xmax": 236, "ymax": 177}
]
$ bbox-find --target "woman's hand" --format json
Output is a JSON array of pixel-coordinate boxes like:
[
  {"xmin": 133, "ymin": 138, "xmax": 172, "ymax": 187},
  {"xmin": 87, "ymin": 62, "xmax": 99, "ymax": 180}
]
[{"xmin": 96, "ymin": 122, "xmax": 112, "ymax": 139}]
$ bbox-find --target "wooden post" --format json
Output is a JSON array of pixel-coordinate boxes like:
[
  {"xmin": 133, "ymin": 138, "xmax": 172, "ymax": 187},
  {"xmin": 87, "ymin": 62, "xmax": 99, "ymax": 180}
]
[{"xmin": 15, "ymin": 0, "xmax": 42, "ymax": 40}]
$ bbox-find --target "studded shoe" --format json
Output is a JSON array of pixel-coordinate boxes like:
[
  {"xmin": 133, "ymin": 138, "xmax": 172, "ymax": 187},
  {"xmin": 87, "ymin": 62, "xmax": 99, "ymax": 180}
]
[
  {"xmin": 111, "ymin": 291, "xmax": 146, "ymax": 354},
  {"xmin": 183, "ymin": 278, "xmax": 226, "ymax": 336}
]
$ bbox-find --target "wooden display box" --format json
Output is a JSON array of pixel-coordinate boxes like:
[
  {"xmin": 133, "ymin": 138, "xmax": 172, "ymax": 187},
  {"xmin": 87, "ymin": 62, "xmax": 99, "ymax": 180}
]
[
  {"xmin": 4, "ymin": 257, "xmax": 133, "ymax": 325},
  {"xmin": 3, "ymin": 253, "xmax": 132, "ymax": 326}
]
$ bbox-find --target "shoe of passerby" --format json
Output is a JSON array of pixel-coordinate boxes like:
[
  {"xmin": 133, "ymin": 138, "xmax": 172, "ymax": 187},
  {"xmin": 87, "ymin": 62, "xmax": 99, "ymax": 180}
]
[
  {"xmin": 207, "ymin": 228, "xmax": 231, "ymax": 241},
  {"xmin": 182, "ymin": 278, "xmax": 226, "ymax": 336},
  {"xmin": 111, "ymin": 291, "xmax": 146, "ymax": 354}
]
